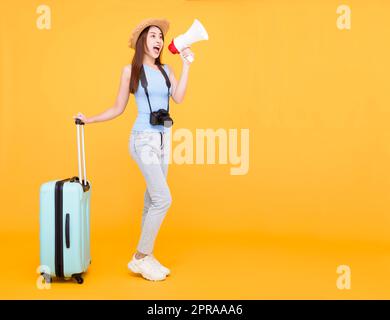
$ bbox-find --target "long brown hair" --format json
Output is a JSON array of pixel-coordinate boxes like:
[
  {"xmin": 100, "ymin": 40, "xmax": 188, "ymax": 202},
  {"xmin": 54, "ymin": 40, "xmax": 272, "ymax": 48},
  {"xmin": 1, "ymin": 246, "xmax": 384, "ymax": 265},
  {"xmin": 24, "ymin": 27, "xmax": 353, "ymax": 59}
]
[{"xmin": 129, "ymin": 25, "xmax": 165, "ymax": 94}]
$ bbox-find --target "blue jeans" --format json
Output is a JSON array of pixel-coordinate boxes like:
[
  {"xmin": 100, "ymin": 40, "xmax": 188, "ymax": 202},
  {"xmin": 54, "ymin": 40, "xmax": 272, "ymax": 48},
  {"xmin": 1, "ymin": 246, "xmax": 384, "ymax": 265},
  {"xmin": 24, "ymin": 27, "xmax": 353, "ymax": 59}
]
[{"xmin": 128, "ymin": 130, "xmax": 171, "ymax": 254}]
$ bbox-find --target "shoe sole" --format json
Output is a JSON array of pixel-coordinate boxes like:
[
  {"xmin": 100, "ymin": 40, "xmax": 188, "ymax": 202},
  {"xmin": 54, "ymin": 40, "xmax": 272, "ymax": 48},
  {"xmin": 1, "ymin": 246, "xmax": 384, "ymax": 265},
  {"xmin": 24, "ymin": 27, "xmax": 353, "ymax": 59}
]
[{"xmin": 128, "ymin": 261, "xmax": 166, "ymax": 281}]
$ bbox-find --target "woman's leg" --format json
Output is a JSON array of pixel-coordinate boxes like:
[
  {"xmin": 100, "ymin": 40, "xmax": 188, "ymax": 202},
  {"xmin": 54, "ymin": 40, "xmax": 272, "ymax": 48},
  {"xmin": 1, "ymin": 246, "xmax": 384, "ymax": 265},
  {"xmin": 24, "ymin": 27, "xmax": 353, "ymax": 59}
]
[
  {"xmin": 141, "ymin": 132, "xmax": 170, "ymax": 231},
  {"xmin": 130, "ymin": 133, "xmax": 172, "ymax": 255},
  {"xmin": 141, "ymin": 190, "xmax": 152, "ymax": 231},
  {"xmin": 141, "ymin": 162, "xmax": 169, "ymax": 230}
]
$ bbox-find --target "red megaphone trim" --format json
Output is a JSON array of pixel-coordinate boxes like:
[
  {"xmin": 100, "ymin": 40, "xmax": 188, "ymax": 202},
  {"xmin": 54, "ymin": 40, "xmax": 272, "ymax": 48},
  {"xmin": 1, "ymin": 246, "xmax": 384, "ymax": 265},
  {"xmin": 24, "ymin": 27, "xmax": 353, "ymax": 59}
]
[{"xmin": 168, "ymin": 39, "xmax": 180, "ymax": 54}]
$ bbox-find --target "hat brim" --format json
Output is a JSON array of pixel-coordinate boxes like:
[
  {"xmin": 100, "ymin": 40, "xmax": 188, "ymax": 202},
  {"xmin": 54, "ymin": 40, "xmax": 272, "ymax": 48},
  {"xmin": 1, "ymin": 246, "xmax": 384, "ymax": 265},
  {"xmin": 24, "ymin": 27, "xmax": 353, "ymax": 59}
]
[{"xmin": 128, "ymin": 18, "xmax": 170, "ymax": 49}]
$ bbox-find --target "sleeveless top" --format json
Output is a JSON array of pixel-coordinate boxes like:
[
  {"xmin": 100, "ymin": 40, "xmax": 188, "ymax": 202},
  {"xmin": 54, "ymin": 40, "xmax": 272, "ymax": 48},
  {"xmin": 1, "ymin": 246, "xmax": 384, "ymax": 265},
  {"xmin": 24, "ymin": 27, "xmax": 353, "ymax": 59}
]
[{"xmin": 131, "ymin": 63, "xmax": 173, "ymax": 133}]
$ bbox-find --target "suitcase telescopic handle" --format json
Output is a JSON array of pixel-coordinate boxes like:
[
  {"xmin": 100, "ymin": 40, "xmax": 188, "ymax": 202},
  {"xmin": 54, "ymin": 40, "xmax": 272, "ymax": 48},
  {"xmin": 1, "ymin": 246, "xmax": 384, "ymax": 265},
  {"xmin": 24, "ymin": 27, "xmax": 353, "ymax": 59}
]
[{"xmin": 75, "ymin": 118, "xmax": 87, "ymax": 186}]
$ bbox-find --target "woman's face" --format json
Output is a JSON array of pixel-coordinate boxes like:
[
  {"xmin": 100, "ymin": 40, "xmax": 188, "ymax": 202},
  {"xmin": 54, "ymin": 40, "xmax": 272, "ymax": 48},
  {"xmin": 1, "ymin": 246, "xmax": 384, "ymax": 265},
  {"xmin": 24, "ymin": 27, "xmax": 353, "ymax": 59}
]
[{"xmin": 144, "ymin": 26, "xmax": 164, "ymax": 59}]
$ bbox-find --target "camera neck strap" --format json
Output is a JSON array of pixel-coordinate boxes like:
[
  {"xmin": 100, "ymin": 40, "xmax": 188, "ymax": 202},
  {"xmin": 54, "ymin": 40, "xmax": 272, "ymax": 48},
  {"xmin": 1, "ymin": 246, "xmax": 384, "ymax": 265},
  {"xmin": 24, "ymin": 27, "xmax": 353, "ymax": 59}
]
[{"xmin": 139, "ymin": 64, "xmax": 171, "ymax": 113}]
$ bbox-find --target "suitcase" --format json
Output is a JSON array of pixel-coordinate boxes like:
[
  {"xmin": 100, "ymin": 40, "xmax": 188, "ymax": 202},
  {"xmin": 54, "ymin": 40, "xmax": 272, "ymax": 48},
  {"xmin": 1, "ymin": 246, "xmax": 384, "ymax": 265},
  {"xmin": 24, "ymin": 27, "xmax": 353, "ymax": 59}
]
[{"xmin": 39, "ymin": 118, "xmax": 91, "ymax": 284}]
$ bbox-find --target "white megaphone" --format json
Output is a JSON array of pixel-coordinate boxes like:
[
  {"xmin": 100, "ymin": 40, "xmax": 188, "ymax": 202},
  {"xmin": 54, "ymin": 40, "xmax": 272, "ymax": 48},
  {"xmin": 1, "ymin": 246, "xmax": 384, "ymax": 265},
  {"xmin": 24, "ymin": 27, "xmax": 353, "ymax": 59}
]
[{"xmin": 168, "ymin": 19, "xmax": 209, "ymax": 63}]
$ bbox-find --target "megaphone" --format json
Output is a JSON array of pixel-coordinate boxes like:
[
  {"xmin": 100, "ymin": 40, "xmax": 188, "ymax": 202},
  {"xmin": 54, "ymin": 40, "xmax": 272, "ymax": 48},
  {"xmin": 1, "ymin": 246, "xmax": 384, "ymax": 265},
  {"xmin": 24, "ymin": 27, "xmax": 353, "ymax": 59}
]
[{"xmin": 168, "ymin": 19, "xmax": 209, "ymax": 63}]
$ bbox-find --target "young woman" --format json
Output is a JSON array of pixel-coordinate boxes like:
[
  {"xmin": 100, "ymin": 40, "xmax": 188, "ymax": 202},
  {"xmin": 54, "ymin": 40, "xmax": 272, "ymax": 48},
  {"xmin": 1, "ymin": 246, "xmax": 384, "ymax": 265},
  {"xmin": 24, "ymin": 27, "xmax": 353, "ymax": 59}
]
[{"xmin": 73, "ymin": 18, "xmax": 193, "ymax": 281}]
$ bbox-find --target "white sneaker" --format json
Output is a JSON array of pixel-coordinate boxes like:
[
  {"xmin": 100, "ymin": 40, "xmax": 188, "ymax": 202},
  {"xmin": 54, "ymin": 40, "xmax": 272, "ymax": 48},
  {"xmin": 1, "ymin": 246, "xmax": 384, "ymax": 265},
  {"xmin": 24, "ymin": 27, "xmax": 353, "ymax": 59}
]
[
  {"xmin": 127, "ymin": 254, "xmax": 166, "ymax": 281},
  {"xmin": 150, "ymin": 254, "xmax": 171, "ymax": 276}
]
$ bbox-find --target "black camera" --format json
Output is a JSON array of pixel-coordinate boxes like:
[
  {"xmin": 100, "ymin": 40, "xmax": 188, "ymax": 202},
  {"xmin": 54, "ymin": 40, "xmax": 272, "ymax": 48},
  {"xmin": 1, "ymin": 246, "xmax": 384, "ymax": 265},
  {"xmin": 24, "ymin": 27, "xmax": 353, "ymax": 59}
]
[{"xmin": 150, "ymin": 109, "xmax": 174, "ymax": 127}]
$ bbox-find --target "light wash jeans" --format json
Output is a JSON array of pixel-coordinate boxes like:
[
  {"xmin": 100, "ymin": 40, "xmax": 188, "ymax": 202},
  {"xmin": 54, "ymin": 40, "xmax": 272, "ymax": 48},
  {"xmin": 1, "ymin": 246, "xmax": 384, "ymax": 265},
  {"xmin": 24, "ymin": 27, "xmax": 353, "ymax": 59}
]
[{"xmin": 128, "ymin": 130, "xmax": 171, "ymax": 255}]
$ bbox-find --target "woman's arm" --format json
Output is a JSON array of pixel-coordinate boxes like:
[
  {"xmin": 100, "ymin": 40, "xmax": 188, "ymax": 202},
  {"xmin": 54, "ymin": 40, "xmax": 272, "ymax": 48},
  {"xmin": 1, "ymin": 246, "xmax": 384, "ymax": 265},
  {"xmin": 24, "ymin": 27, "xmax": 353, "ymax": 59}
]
[
  {"xmin": 167, "ymin": 48, "xmax": 193, "ymax": 104},
  {"xmin": 87, "ymin": 65, "xmax": 131, "ymax": 123}
]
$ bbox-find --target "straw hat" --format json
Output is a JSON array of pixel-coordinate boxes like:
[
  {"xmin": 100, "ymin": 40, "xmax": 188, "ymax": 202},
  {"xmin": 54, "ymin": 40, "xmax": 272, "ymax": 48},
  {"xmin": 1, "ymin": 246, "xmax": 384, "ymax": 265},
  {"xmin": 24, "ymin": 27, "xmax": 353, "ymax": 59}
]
[{"xmin": 128, "ymin": 18, "xmax": 170, "ymax": 49}]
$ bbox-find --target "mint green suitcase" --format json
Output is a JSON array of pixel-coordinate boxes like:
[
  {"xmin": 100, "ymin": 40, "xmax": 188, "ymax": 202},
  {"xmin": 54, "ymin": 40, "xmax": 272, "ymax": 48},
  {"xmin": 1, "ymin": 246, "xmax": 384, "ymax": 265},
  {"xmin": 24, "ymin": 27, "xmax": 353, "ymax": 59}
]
[{"xmin": 39, "ymin": 119, "xmax": 91, "ymax": 284}]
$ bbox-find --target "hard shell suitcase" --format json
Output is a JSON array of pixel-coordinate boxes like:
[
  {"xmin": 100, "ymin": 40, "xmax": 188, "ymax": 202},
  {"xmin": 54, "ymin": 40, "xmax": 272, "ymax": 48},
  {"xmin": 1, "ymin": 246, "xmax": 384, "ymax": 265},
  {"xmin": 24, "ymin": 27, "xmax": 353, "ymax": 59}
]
[{"xmin": 39, "ymin": 118, "xmax": 91, "ymax": 284}]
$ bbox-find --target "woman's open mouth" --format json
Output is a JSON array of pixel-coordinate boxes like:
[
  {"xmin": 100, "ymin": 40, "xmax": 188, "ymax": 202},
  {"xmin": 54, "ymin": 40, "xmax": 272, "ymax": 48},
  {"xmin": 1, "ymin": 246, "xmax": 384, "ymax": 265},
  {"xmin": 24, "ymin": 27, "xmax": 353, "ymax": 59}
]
[{"xmin": 153, "ymin": 46, "xmax": 161, "ymax": 54}]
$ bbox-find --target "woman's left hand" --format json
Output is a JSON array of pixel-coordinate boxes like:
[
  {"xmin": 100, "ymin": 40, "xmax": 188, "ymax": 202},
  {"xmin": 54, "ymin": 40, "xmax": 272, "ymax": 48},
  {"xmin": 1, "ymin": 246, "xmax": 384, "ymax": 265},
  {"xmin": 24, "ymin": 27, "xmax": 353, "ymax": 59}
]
[{"xmin": 180, "ymin": 47, "xmax": 195, "ymax": 66}]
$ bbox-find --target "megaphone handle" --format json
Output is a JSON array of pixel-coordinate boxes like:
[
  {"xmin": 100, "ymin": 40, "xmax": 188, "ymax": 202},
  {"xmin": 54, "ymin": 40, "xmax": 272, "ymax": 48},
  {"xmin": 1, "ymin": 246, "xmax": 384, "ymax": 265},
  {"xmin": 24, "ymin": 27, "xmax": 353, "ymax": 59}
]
[{"xmin": 180, "ymin": 52, "xmax": 194, "ymax": 63}]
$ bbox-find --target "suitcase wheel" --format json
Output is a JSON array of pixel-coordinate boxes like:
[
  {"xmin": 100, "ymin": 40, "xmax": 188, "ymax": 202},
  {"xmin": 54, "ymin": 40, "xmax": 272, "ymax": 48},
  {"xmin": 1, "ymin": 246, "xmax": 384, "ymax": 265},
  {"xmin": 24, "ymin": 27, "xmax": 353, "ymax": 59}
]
[{"xmin": 74, "ymin": 275, "xmax": 84, "ymax": 284}]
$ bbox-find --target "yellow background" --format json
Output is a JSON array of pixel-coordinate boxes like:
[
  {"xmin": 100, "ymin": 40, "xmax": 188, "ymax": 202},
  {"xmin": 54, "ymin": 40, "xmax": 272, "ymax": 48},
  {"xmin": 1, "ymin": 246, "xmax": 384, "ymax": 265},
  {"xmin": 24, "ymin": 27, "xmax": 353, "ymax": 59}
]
[{"xmin": 0, "ymin": 0, "xmax": 389, "ymax": 299}]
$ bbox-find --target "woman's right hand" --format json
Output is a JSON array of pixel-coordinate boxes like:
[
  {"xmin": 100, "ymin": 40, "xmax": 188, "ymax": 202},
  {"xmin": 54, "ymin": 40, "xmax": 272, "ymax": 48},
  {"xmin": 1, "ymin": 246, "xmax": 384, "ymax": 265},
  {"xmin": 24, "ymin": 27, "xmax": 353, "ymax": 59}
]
[{"xmin": 73, "ymin": 112, "xmax": 90, "ymax": 124}]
